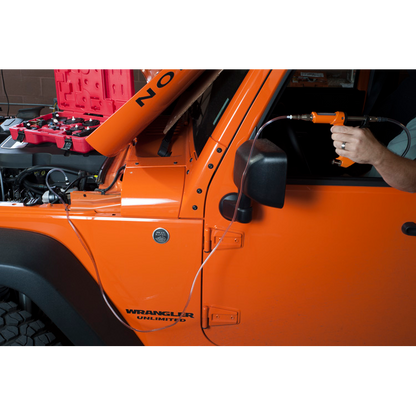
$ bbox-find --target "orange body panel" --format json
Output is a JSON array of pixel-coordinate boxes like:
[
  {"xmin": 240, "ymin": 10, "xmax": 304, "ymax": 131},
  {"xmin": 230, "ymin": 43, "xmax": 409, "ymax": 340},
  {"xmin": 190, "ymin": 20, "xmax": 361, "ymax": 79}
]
[
  {"xmin": 203, "ymin": 183, "xmax": 416, "ymax": 345},
  {"xmin": 180, "ymin": 70, "xmax": 273, "ymax": 219},
  {"xmin": 121, "ymin": 166, "xmax": 185, "ymax": 218},
  {"xmin": 199, "ymin": 70, "xmax": 416, "ymax": 345},
  {"xmin": 1, "ymin": 69, "xmax": 415, "ymax": 346},
  {"xmin": 74, "ymin": 215, "xmax": 210, "ymax": 346},
  {"xmin": 0, "ymin": 204, "xmax": 212, "ymax": 346}
]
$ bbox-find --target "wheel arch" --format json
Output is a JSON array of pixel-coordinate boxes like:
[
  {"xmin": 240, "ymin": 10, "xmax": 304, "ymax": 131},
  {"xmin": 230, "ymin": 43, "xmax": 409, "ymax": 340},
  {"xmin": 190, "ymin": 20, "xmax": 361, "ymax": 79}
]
[{"xmin": 0, "ymin": 228, "xmax": 142, "ymax": 346}]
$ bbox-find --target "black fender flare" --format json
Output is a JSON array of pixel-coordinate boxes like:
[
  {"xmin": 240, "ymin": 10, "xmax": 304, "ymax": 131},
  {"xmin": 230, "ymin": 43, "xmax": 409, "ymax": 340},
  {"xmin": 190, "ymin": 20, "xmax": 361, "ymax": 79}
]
[{"xmin": 0, "ymin": 228, "xmax": 142, "ymax": 346}]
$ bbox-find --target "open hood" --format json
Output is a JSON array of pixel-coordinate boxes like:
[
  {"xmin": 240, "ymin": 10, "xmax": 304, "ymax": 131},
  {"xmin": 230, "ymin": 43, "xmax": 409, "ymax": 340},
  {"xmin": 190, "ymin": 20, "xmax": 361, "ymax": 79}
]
[{"xmin": 87, "ymin": 67, "xmax": 222, "ymax": 157}]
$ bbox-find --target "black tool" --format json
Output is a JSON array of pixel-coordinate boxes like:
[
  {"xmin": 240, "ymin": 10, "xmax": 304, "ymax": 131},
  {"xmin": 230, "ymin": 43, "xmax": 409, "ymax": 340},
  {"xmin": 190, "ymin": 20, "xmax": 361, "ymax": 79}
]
[
  {"xmin": 83, "ymin": 118, "xmax": 100, "ymax": 127},
  {"xmin": 64, "ymin": 117, "xmax": 84, "ymax": 125}
]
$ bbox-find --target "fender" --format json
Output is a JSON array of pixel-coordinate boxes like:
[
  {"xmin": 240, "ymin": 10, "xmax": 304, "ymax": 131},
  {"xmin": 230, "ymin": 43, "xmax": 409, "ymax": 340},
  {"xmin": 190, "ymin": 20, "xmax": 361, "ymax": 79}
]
[{"xmin": 0, "ymin": 228, "xmax": 142, "ymax": 346}]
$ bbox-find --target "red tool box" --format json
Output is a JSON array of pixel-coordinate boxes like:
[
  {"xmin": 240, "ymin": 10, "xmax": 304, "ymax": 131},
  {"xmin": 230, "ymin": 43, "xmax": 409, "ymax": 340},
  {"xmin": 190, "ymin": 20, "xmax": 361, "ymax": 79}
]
[{"xmin": 9, "ymin": 69, "xmax": 135, "ymax": 153}]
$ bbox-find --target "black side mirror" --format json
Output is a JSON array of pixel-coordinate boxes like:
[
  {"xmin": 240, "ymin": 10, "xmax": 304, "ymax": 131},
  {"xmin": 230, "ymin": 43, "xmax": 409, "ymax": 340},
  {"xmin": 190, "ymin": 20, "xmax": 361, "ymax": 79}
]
[{"xmin": 220, "ymin": 138, "xmax": 287, "ymax": 223}]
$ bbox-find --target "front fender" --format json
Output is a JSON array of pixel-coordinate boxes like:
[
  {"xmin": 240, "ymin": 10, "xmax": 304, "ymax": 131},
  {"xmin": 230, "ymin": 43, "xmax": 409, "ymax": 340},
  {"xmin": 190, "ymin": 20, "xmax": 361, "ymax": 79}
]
[{"xmin": 0, "ymin": 228, "xmax": 142, "ymax": 346}]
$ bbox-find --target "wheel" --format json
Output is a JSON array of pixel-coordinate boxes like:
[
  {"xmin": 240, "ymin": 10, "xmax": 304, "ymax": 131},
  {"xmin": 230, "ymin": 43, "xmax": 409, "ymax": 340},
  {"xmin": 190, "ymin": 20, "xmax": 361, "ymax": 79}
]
[
  {"xmin": 0, "ymin": 301, "xmax": 62, "ymax": 346},
  {"xmin": 0, "ymin": 285, "xmax": 10, "ymax": 301}
]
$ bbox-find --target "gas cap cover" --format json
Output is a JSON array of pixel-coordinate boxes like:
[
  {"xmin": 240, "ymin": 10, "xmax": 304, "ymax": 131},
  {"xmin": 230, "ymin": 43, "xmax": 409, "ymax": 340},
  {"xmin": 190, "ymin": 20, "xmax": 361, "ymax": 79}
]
[{"xmin": 153, "ymin": 228, "xmax": 170, "ymax": 244}]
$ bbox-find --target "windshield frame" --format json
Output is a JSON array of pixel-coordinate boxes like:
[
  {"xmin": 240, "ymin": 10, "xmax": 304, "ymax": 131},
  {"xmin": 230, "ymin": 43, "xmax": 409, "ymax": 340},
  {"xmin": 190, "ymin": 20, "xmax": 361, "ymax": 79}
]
[{"xmin": 191, "ymin": 70, "xmax": 250, "ymax": 156}]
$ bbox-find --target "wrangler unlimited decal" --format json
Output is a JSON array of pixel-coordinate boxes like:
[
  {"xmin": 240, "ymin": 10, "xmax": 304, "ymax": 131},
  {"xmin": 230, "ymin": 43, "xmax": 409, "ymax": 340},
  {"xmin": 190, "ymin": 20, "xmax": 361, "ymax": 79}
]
[{"xmin": 126, "ymin": 309, "xmax": 194, "ymax": 322}]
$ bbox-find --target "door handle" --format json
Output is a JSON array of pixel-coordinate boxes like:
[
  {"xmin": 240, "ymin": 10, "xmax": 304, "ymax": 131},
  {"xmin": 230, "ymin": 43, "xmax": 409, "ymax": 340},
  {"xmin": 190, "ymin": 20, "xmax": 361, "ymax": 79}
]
[{"xmin": 402, "ymin": 222, "xmax": 416, "ymax": 236}]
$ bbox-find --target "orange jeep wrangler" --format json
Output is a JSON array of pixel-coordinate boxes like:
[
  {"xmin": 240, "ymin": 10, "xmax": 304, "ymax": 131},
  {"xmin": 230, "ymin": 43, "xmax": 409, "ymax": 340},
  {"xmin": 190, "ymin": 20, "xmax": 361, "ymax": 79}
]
[{"xmin": 0, "ymin": 69, "xmax": 415, "ymax": 346}]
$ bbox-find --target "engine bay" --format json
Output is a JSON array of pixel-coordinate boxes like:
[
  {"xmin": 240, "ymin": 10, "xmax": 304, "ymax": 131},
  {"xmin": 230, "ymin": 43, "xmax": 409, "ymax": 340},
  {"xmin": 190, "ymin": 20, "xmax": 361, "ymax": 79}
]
[{"xmin": 0, "ymin": 136, "xmax": 105, "ymax": 205}]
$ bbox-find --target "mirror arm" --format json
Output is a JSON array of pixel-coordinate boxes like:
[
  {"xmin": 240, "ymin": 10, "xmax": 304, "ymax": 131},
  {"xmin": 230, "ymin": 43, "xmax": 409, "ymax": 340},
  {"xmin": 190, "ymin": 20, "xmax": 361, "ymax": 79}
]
[{"xmin": 219, "ymin": 193, "xmax": 252, "ymax": 224}]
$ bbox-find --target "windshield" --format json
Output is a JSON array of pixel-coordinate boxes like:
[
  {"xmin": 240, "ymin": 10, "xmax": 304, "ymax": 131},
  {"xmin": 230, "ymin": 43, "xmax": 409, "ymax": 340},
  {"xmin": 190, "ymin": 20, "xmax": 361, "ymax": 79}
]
[{"xmin": 191, "ymin": 70, "xmax": 249, "ymax": 155}]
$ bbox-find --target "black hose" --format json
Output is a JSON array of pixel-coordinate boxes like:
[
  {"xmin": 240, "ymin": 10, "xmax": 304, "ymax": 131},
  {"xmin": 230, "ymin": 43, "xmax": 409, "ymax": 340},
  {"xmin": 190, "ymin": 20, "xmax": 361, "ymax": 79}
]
[
  {"xmin": 380, "ymin": 117, "xmax": 412, "ymax": 158},
  {"xmin": 16, "ymin": 166, "xmax": 80, "ymax": 187},
  {"xmin": 100, "ymin": 165, "xmax": 126, "ymax": 195}
]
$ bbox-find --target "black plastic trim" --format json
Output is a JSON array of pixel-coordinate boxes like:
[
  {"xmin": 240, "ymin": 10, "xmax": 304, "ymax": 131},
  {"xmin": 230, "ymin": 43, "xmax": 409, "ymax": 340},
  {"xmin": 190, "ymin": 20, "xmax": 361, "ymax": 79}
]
[
  {"xmin": 402, "ymin": 222, "xmax": 416, "ymax": 236},
  {"xmin": 0, "ymin": 228, "xmax": 143, "ymax": 346},
  {"xmin": 286, "ymin": 176, "xmax": 390, "ymax": 187}
]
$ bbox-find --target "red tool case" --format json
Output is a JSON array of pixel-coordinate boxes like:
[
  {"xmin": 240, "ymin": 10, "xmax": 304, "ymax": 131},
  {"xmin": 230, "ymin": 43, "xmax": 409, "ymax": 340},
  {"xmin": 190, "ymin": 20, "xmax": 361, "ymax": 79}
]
[{"xmin": 10, "ymin": 70, "xmax": 135, "ymax": 153}]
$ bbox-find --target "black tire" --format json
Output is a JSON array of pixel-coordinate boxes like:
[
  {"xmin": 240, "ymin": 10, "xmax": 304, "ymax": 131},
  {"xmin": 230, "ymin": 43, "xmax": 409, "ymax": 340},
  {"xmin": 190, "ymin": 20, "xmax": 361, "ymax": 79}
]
[
  {"xmin": 0, "ymin": 285, "xmax": 10, "ymax": 301},
  {"xmin": 0, "ymin": 301, "xmax": 62, "ymax": 346}
]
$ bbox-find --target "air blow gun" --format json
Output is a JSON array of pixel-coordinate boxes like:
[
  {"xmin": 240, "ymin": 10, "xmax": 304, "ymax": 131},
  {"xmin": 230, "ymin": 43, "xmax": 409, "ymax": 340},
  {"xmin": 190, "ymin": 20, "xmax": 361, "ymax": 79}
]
[{"xmin": 290, "ymin": 111, "xmax": 411, "ymax": 168}]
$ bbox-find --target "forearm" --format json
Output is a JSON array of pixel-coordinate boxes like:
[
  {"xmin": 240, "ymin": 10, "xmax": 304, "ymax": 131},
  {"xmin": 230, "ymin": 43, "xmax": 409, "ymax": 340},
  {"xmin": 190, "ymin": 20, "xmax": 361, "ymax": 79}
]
[
  {"xmin": 372, "ymin": 147, "xmax": 416, "ymax": 192},
  {"xmin": 331, "ymin": 125, "xmax": 416, "ymax": 192}
]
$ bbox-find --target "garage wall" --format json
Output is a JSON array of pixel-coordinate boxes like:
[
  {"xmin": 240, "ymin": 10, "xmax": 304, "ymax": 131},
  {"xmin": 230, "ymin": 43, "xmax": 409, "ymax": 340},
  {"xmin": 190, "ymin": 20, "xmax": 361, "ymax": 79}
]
[
  {"xmin": 0, "ymin": 67, "xmax": 407, "ymax": 115},
  {"xmin": 0, "ymin": 70, "xmax": 147, "ymax": 117}
]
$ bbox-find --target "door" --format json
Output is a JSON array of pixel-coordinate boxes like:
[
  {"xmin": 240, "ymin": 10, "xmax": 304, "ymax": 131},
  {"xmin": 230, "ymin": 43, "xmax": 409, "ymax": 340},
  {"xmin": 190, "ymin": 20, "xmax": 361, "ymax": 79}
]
[
  {"xmin": 203, "ymin": 182, "xmax": 416, "ymax": 346},
  {"xmin": 201, "ymin": 69, "xmax": 416, "ymax": 346}
]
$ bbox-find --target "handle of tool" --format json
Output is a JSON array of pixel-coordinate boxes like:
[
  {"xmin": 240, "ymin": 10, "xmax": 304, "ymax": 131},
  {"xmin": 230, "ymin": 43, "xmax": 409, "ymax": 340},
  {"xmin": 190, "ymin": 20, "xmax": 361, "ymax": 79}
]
[
  {"xmin": 304, "ymin": 112, "xmax": 356, "ymax": 168},
  {"xmin": 333, "ymin": 155, "xmax": 355, "ymax": 168},
  {"xmin": 311, "ymin": 112, "xmax": 346, "ymax": 125},
  {"xmin": 330, "ymin": 115, "xmax": 355, "ymax": 168}
]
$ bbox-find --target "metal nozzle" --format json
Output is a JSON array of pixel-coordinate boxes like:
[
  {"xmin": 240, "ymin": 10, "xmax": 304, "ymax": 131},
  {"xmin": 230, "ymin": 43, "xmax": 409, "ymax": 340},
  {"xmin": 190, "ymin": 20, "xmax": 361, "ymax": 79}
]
[{"xmin": 290, "ymin": 114, "xmax": 313, "ymax": 121}]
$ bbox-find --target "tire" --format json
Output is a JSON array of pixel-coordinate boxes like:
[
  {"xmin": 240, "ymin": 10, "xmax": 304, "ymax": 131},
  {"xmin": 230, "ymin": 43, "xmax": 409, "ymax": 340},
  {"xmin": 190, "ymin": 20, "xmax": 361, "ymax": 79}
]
[
  {"xmin": 0, "ymin": 301, "xmax": 62, "ymax": 346},
  {"xmin": 0, "ymin": 285, "xmax": 10, "ymax": 301}
]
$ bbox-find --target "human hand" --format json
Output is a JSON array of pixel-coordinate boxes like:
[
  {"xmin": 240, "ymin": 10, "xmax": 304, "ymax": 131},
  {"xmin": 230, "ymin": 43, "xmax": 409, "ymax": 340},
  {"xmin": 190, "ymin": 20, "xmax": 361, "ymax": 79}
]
[{"xmin": 331, "ymin": 125, "xmax": 386, "ymax": 165}]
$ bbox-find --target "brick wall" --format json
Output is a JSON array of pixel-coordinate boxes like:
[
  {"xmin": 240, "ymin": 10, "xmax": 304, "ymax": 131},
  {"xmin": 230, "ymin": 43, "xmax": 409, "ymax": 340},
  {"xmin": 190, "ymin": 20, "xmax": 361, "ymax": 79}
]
[
  {"xmin": 0, "ymin": 70, "xmax": 147, "ymax": 117},
  {"xmin": 0, "ymin": 70, "xmax": 55, "ymax": 116}
]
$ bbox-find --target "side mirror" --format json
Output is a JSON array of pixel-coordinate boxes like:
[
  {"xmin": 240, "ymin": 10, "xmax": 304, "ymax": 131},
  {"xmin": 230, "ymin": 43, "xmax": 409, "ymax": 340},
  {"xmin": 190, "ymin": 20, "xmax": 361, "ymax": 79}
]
[{"xmin": 220, "ymin": 139, "xmax": 287, "ymax": 223}]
